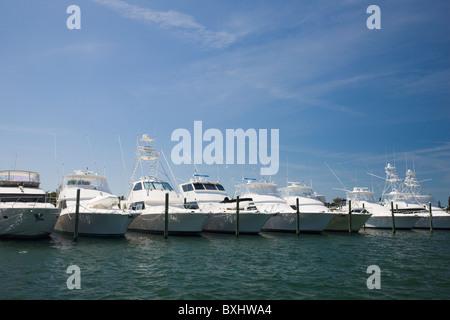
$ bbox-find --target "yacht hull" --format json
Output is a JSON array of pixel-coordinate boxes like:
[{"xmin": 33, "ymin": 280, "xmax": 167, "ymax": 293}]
[
  {"xmin": 202, "ymin": 212, "xmax": 274, "ymax": 234},
  {"xmin": 413, "ymin": 213, "xmax": 450, "ymax": 229},
  {"xmin": 54, "ymin": 209, "xmax": 138, "ymax": 237},
  {"xmin": 364, "ymin": 214, "xmax": 420, "ymax": 229},
  {"xmin": 128, "ymin": 212, "xmax": 208, "ymax": 234},
  {"xmin": 0, "ymin": 207, "xmax": 60, "ymax": 238},
  {"xmin": 324, "ymin": 213, "xmax": 372, "ymax": 232},
  {"xmin": 262, "ymin": 212, "xmax": 334, "ymax": 233}
]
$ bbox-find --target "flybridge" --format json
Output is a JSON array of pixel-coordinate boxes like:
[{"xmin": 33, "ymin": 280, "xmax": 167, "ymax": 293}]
[{"xmin": 171, "ymin": 121, "xmax": 279, "ymax": 175}]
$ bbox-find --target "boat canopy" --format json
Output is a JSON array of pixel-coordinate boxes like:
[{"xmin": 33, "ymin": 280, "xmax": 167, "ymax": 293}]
[
  {"xmin": 279, "ymin": 183, "xmax": 314, "ymax": 198},
  {"xmin": 63, "ymin": 171, "xmax": 112, "ymax": 193},
  {"xmin": 238, "ymin": 182, "xmax": 278, "ymax": 196},
  {"xmin": 0, "ymin": 170, "xmax": 40, "ymax": 187},
  {"xmin": 346, "ymin": 187, "xmax": 376, "ymax": 203}
]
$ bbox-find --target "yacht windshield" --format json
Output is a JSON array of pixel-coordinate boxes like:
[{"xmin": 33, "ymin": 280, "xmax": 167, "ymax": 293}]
[
  {"xmin": 143, "ymin": 181, "xmax": 173, "ymax": 191},
  {"xmin": 281, "ymin": 187, "xmax": 313, "ymax": 198},
  {"xmin": 240, "ymin": 183, "xmax": 278, "ymax": 195},
  {"xmin": 193, "ymin": 183, "xmax": 205, "ymax": 190},
  {"xmin": 64, "ymin": 174, "xmax": 112, "ymax": 193},
  {"xmin": 347, "ymin": 190, "xmax": 376, "ymax": 203}
]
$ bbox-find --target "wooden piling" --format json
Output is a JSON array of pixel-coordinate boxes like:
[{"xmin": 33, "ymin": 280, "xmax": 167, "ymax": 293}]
[
  {"xmin": 235, "ymin": 196, "xmax": 240, "ymax": 236},
  {"xmin": 296, "ymin": 198, "xmax": 300, "ymax": 235},
  {"xmin": 74, "ymin": 188, "xmax": 80, "ymax": 241},
  {"xmin": 390, "ymin": 201, "xmax": 396, "ymax": 234},
  {"xmin": 164, "ymin": 193, "xmax": 169, "ymax": 239},
  {"xmin": 362, "ymin": 203, "xmax": 366, "ymax": 229},
  {"xmin": 348, "ymin": 200, "xmax": 352, "ymax": 234},
  {"xmin": 429, "ymin": 202, "xmax": 433, "ymax": 233}
]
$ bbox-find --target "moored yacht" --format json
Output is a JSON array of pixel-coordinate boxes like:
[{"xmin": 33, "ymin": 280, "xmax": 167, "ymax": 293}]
[
  {"xmin": 279, "ymin": 182, "xmax": 371, "ymax": 232},
  {"xmin": 123, "ymin": 135, "xmax": 208, "ymax": 235},
  {"xmin": 54, "ymin": 170, "xmax": 139, "ymax": 237},
  {"xmin": 179, "ymin": 174, "xmax": 273, "ymax": 234},
  {"xmin": 0, "ymin": 170, "xmax": 60, "ymax": 238},
  {"xmin": 401, "ymin": 169, "xmax": 450, "ymax": 229},
  {"xmin": 344, "ymin": 187, "xmax": 420, "ymax": 229},
  {"xmin": 235, "ymin": 179, "xmax": 334, "ymax": 233}
]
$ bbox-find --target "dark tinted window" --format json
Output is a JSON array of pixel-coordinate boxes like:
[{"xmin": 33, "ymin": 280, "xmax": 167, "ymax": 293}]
[
  {"xmin": 133, "ymin": 183, "xmax": 142, "ymax": 191},
  {"xmin": 193, "ymin": 183, "xmax": 205, "ymax": 190}
]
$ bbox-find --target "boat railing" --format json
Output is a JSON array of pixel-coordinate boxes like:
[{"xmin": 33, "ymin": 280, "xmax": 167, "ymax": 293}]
[{"xmin": 0, "ymin": 194, "xmax": 57, "ymax": 208}]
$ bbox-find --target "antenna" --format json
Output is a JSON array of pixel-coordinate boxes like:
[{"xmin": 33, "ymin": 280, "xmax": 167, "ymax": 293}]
[
  {"xmin": 325, "ymin": 163, "xmax": 346, "ymax": 190},
  {"xmin": 117, "ymin": 133, "xmax": 128, "ymax": 188},
  {"xmin": 161, "ymin": 149, "xmax": 179, "ymax": 194},
  {"xmin": 367, "ymin": 172, "xmax": 385, "ymax": 180},
  {"xmin": 286, "ymin": 156, "xmax": 289, "ymax": 187},
  {"xmin": 53, "ymin": 130, "xmax": 59, "ymax": 184},
  {"xmin": 12, "ymin": 152, "xmax": 17, "ymax": 170},
  {"xmin": 86, "ymin": 135, "xmax": 99, "ymax": 174},
  {"xmin": 309, "ymin": 158, "xmax": 313, "ymax": 188}
]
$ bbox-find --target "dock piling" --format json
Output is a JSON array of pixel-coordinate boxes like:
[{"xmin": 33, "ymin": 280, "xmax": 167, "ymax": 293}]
[
  {"xmin": 235, "ymin": 196, "xmax": 240, "ymax": 236},
  {"xmin": 164, "ymin": 193, "xmax": 169, "ymax": 239},
  {"xmin": 296, "ymin": 198, "xmax": 300, "ymax": 235},
  {"xmin": 390, "ymin": 201, "xmax": 396, "ymax": 234},
  {"xmin": 348, "ymin": 200, "xmax": 352, "ymax": 234},
  {"xmin": 74, "ymin": 189, "xmax": 80, "ymax": 241},
  {"xmin": 429, "ymin": 202, "xmax": 433, "ymax": 233}
]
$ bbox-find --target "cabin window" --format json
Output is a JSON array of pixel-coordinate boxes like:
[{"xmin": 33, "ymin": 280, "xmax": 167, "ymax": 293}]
[
  {"xmin": 162, "ymin": 183, "xmax": 173, "ymax": 191},
  {"xmin": 133, "ymin": 182, "xmax": 142, "ymax": 191},
  {"xmin": 216, "ymin": 184, "xmax": 225, "ymax": 191},
  {"xmin": 204, "ymin": 184, "xmax": 217, "ymax": 190},
  {"xmin": 182, "ymin": 184, "xmax": 193, "ymax": 192},
  {"xmin": 153, "ymin": 183, "xmax": 164, "ymax": 191},
  {"xmin": 0, "ymin": 193, "xmax": 46, "ymax": 203},
  {"xmin": 59, "ymin": 200, "xmax": 67, "ymax": 209},
  {"xmin": 131, "ymin": 201, "xmax": 145, "ymax": 210},
  {"xmin": 143, "ymin": 182, "xmax": 155, "ymax": 190},
  {"xmin": 193, "ymin": 183, "xmax": 205, "ymax": 190}
]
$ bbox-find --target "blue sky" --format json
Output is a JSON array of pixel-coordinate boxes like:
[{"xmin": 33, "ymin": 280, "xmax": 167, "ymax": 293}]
[{"xmin": 1, "ymin": 0, "xmax": 449, "ymax": 204}]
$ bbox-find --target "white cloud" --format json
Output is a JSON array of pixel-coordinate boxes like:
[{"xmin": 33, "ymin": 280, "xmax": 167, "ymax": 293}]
[{"xmin": 92, "ymin": 0, "xmax": 236, "ymax": 48}]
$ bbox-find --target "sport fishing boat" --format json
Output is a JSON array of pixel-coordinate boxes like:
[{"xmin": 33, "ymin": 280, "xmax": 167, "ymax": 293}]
[
  {"xmin": 235, "ymin": 179, "xmax": 334, "ymax": 233},
  {"xmin": 54, "ymin": 170, "xmax": 139, "ymax": 237},
  {"xmin": 179, "ymin": 174, "xmax": 273, "ymax": 234},
  {"xmin": 401, "ymin": 169, "xmax": 450, "ymax": 229},
  {"xmin": 344, "ymin": 187, "xmax": 420, "ymax": 229},
  {"xmin": 124, "ymin": 135, "xmax": 208, "ymax": 235},
  {"xmin": 279, "ymin": 182, "xmax": 371, "ymax": 232},
  {"xmin": 0, "ymin": 170, "xmax": 60, "ymax": 238}
]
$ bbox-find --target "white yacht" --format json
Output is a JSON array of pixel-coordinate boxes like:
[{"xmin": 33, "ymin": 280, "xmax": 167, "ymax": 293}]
[
  {"xmin": 235, "ymin": 180, "xmax": 334, "ymax": 233},
  {"xmin": 344, "ymin": 187, "xmax": 420, "ymax": 229},
  {"xmin": 381, "ymin": 163, "xmax": 427, "ymax": 214},
  {"xmin": 402, "ymin": 169, "xmax": 450, "ymax": 229},
  {"xmin": 179, "ymin": 174, "xmax": 273, "ymax": 234},
  {"xmin": 0, "ymin": 170, "xmax": 60, "ymax": 238},
  {"xmin": 279, "ymin": 182, "xmax": 371, "ymax": 232},
  {"xmin": 124, "ymin": 135, "xmax": 208, "ymax": 235},
  {"xmin": 54, "ymin": 170, "xmax": 139, "ymax": 237}
]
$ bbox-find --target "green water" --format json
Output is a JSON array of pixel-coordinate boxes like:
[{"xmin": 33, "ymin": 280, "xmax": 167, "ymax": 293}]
[{"xmin": 1, "ymin": 229, "xmax": 449, "ymax": 300}]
